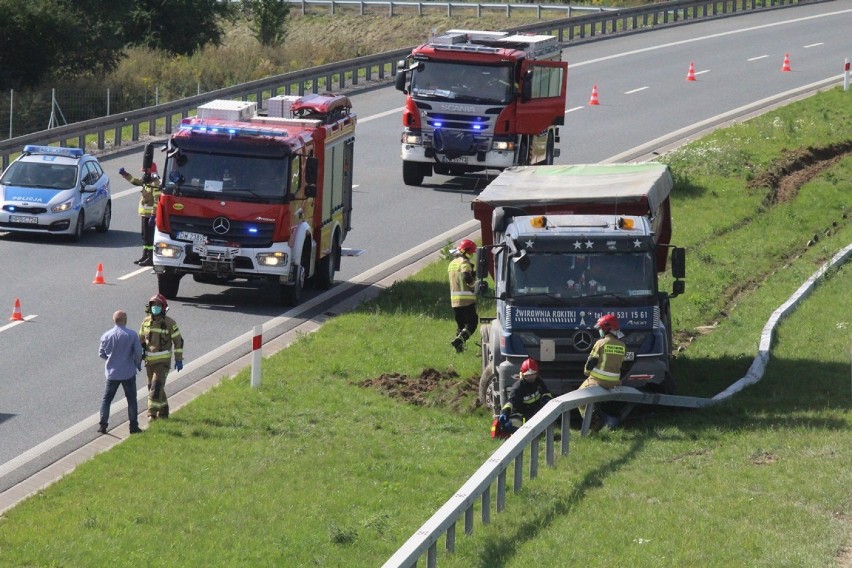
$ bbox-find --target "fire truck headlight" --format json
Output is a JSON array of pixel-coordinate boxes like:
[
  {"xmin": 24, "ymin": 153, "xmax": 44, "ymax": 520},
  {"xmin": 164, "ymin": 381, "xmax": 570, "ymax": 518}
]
[
  {"xmin": 492, "ymin": 140, "xmax": 515, "ymax": 151},
  {"xmin": 257, "ymin": 252, "xmax": 288, "ymax": 267},
  {"xmin": 402, "ymin": 133, "xmax": 422, "ymax": 145},
  {"xmin": 155, "ymin": 243, "xmax": 183, "ymax": 259}
]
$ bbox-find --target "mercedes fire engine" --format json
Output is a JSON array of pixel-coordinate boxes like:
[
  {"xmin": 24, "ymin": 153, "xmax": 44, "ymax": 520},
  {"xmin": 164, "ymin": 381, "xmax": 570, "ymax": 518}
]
[
  {"xmin": 153, "ymin": 95, "xmax": 356, "ymax": 306},
  {"xmin": 394, "ymin": 29, "xmax": 567, "ymax": 186}
]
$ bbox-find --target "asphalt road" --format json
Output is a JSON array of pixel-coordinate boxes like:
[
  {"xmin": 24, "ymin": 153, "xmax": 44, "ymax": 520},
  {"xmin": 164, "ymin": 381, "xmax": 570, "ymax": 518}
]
[{"xmin": 0, "ymin": 1, "xmax": 849, "ymax": 490}]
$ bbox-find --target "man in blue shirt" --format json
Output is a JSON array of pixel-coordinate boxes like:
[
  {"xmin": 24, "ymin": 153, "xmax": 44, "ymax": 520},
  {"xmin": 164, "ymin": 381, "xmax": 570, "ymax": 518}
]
[{"xmin": 98, "ymin": 310, "xmax": 144, "ymax": 434}]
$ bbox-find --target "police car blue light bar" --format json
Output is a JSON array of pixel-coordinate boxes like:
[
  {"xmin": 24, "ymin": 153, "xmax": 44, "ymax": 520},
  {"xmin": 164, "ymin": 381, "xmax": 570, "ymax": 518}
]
[{"xmin": 23, "ymin": 145, "xmax": 84, "ymax": 158}]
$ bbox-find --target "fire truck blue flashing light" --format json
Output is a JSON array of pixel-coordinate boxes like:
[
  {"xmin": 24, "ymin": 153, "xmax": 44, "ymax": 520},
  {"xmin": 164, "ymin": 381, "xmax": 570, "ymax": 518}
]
[{"xmin": 23, "ymin": 145, "xmax": 84, "ymax": 159}]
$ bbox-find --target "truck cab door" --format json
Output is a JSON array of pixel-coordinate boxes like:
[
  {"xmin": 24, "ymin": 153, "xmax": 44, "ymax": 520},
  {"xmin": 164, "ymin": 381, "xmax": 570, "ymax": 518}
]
[{"xmin": 517, "ymin": 60, "xmax": 568, "ymax": 135}]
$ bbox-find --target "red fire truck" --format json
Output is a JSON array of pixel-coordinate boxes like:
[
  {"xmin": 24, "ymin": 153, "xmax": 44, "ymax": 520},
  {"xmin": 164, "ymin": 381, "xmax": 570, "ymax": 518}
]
[
  {"xmin": 394, "ymin": 29, "xmax": 567, "ymax": 186},
  {"xmin": 153, "ymin": 95, "xmax": 356, "ymax": 306}
]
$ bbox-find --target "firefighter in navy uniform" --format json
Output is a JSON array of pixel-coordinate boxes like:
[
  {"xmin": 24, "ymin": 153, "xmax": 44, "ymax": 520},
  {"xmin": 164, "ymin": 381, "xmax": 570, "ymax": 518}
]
[
  {"xmin": 139, "ymin": 294, "xmax": 184, "ymax": 420},
  {"xmin": 497, "ymin": 358, "xmax": 553, "ymax": 433},
  {"xmin": 578, "ymin": 314, "xmax": 626, "ymax": 428},
  {"xmin": 119, "ymin": 151, "xmax": 161, "ymax": 266},
  {"xmin": 448, "ymin": 239, "xmax": 478, "ymax": 353}
]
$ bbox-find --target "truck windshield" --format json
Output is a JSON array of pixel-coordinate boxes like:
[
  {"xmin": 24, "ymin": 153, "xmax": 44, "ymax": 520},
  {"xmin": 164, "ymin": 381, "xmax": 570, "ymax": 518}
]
[
  {"xmin": 509, "ymin": 252, "xmax": 656, "ymax": 301},
  {"xmin": 410, "ymin": 62, "xmax": 513, "ymax": 104},
  {"xmin": 164, "ymin": 151, "xmax": 290, "ymax": 203}
]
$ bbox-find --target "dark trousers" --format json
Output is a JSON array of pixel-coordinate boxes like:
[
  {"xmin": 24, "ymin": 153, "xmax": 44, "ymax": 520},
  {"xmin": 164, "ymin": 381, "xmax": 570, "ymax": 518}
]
[
  {"xmin": 141, "ymin": 216, "xmax": 154, "ymax": 250},
  {"xmin": 99, "ymin": 376, "xmax": 139, "ymax": 429},
  {"xmin": 453, "ymin": 304, "xmax": 479, "ymax": 334}
]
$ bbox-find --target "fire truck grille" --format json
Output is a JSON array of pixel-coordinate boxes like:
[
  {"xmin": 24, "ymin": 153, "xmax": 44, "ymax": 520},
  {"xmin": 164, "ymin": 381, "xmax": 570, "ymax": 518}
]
[
  {"xmin": 169, "ymin": 215, "xmax": 275, "ymax": 247},
  {"xmin": 424, "ymin": 112, "xmax": 493, "ymax": 131}
]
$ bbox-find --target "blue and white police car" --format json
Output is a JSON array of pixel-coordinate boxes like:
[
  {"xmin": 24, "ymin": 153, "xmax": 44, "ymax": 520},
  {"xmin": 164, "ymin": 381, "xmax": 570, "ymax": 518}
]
[{"xmin": 0, "ymin": 145, "xmax": 111, "ymax": 241}]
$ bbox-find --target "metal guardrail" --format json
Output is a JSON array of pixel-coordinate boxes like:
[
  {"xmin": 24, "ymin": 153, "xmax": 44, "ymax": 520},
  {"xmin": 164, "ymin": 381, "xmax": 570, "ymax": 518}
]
[
  {"xmin": 383, "ymin": 241, "xmax": 852, "ymax": 568},
  {"xmin": 286, "ymin": 0, "xmax": 610, "ymax": 18},
  {"xmin": 0, "ymin": 0, "xmax": 827, "ymax": 170}
]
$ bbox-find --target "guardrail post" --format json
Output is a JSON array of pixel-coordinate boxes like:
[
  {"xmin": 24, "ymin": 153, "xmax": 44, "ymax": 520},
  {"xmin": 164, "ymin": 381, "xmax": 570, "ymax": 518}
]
[
  {"xmin": 497, "ymin": 468, "xmax": 507, "ymax": 512},
  {"xmin": 464, "ymin": 505, "xmax": 473, "ymax": 535},
  {"xmin": 481, "ymin": 485, "xmax": 491, "ymax": 524},
  {"xmin": 561, "ymin": 412, "xmax": 571, "ymax": 455},
  {"xmin": 251, "ymin": 324, "xmax": 262, "ymax": 388},
  {"xmin": 513, "ymin": 452, "xmax": 523, "ymax": 492},
  {"xmin": 530, "ymin": 436, "xmax": 540, "ymax": 479},
  {"xmin": 446, "ymin": 521, "xmax": 456, "ymax": 552}
]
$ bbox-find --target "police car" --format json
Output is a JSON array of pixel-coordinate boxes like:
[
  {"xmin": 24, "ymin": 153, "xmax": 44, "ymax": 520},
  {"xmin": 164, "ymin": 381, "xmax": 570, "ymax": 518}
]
[{"xmin": 0, "ymin": 145, "xmax": 111, "ymax": 241}]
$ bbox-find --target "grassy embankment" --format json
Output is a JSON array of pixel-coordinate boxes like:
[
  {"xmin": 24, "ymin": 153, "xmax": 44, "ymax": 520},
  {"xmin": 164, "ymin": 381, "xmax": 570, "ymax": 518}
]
[{"xmin": 0, "ymin": 88, "xmax": 850, "ymax": 566}]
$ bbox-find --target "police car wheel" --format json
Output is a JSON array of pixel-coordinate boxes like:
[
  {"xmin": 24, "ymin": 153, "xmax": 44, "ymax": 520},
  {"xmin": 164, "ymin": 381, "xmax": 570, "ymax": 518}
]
[
  {"xmin": 70, "ymin": 212, "xmax": 85, "ymax": 242},
  {"xmin": 95, "ymin": 202, "xmax": 111, "ymax": 234}
]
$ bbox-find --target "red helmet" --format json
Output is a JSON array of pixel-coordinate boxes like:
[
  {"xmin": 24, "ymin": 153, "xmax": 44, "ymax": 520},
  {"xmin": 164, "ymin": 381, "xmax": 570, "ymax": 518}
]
[
  {"xmin": 595, "ymin": 314, "xmax": 619, "ymax": 334},
  {"xmin": 458, "ymin": 239, "xmax": 477, "ymax": 256},
  {"xmin": 520, "ymin": 358, "xmax": 539, "ymax": 380},
  {"xmin": 143, "ymin": 162, "xmax": 158, "ymax": 174},
  {"xmin": 148, "ymin": 293, "xmax": 168, "ymax": 312}
]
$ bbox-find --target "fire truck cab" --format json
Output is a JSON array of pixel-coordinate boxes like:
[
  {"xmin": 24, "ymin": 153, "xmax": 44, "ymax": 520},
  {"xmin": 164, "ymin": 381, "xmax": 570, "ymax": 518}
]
[
  {"xmin": 395, "ymin": 30, "xmax": 567, "ymax": 186},
  {"xmin": 153, "ymin": 95, "xmax": 356, "ymax": 306}
]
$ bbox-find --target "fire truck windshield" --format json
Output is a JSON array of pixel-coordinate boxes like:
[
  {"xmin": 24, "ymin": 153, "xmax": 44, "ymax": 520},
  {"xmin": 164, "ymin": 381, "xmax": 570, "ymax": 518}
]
[
  {"xmin": 509, "ymin": 252, "xmax": 656, "ymax": 302},
  {"xmin": 164, "ymin": 150, "xmax": 290, "ymax": 203},
  {"xmin": 410, "ymin": 62, "xmax": 513, "ymax": 104}
]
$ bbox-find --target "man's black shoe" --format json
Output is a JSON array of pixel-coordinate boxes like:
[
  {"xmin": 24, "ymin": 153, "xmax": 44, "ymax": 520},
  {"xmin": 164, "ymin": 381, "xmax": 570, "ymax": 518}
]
[
  {"xmin": 129, "ymin": 426, "xmax": 143, "ymax": 434},
  {"xmin": 97, "ymin": 425, "xmax": 107, "ymax": 434}
]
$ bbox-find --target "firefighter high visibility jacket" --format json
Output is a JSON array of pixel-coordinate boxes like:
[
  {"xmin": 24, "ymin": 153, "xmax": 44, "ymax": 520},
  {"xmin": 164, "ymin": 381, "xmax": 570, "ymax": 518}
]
[
  {"xmin": 501, "ymin": 377, "xmax": 553, "ymax": 421},
  {"xmin": 125, "ymin": 175, "xmax": 161, "ymax": 217},
  {"xmin": 585, "ymin": 333, "xmax": 626, "ymax": 383},
  {"xmin": 139, "ymin": 315, "xmax": 183, "ymax": 366},
  {"xmin": 448, "ymin": 254, "xmax": 475, "ymax": 308}
]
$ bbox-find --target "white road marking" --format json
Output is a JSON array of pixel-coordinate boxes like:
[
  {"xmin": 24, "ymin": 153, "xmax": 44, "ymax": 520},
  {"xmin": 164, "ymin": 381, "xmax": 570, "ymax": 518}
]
[
  {"xmin": 565, "ymin": 106, "xmax": 585, "ymax": 114},
  {"xmin": 625, "ymin": 86, "xmax": 649, "ymax": 94},
  {"xmin": 0, "ymin": 315, "xmax": 38, "ymax": 332},
  {"xmin": 118, "ymin": 267, "xmax": 153, "ymax": 280},
  {"xmin": 803, "ymin": 43, "xmax": 824, "ymax": 48},
  {"xmin": 748, "ymin": 55, "xmax": 769, "ymax": 61}
]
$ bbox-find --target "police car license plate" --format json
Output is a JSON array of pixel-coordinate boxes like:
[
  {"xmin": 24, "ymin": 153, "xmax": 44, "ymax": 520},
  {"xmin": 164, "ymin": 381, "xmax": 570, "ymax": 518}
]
[
  {"xmin": 177, "ymin": 231, "xmax": 205, "ymax": 243},
  {"xmin": 10, "ymin": 215, "xmax": 37, "ymax": 224}
]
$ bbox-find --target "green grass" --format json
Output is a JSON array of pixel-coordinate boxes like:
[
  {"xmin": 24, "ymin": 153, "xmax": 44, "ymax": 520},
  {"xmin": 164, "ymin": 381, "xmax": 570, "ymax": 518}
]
[{"xmin": 0, "ymin": 88, "xmax": 850, "ymax": 567}]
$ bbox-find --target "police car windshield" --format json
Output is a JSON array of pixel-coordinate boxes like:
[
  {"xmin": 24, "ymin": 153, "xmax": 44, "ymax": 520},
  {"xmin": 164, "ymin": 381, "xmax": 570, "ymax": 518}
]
[
  {"xmin": 509, "ymin": 252, "xmax": 656, "ymax": 300},
  {"xmin": 0, "ymin": 162, "xmax": 77, "ymax": 190},
  {"xmin": 410, "ymin": 62, "xmax": 513, "ymax": 104},
  {"xmin": 165, "ymin": 151, "xmax": 290, "ymax": 203}
]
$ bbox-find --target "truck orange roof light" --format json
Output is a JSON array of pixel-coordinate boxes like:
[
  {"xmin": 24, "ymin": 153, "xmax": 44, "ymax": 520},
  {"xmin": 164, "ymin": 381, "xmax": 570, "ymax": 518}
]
[
  {"xmin": 530, "ymin": 215, "xmax": 547, "ymax": 228},
  {"xmin": 617, "ymin": 217, "xmax": 634, "ymax": 230}
]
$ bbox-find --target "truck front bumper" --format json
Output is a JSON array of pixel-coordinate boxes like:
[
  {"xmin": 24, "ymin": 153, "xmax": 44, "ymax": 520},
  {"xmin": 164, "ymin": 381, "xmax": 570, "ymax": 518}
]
[{"xmin": 401, "ymin": 144, "xmax": 516, "ymax": 170}]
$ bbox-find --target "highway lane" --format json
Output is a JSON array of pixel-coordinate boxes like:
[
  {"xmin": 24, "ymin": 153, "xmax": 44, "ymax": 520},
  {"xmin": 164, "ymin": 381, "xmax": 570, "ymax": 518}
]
[{"xmin": 1, "ymin": 1, "xmax": 849, "ymax": 486}]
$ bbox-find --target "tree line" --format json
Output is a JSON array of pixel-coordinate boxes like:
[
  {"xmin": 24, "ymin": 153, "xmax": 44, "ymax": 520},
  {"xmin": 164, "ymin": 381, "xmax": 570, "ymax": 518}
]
[{"xmin": 0, "ymin": 0, "xmax": 290, "ymax": 92}]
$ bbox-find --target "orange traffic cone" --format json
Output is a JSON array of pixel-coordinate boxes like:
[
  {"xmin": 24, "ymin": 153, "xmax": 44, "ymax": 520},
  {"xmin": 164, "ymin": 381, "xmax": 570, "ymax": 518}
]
[
  {"xmin": 9, "ymin": 298, "xmax": 23, "ymax": 321},
  {"xmin": 686, "ymin": 62, "xmax": 697, "ymax": 81},
  {"xmin": 781, "ymin": 53, "xmax": 791, "ymax": 72},
  {"xmin": 92, "ymin": 263, "xmax": 106, "ymax": 285},
  {"xmin": 588, "ymin": 84, "xmax": 600, "ymax": 106}
]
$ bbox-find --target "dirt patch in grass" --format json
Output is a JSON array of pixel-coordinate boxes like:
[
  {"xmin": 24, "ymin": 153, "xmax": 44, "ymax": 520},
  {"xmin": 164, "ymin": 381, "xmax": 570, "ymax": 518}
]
[
  {"xmin": 748, "ymin": 141, "xmax": 852, "ymax": 205},
  {"xmin": 356, "ymin": 368, "xmax": 480, "ymax": 410}
]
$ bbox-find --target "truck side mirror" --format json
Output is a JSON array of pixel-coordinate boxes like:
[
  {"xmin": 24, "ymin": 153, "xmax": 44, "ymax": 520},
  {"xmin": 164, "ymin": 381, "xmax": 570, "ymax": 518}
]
[
  {"xmin": 395, "ymin": 70, "xmax": 407, "ymax": 93},
  {"xmin": 476, "ymin": 249, "xmax": 489, "ymax": 280},
  {"xmin": 671, "ymin": 247, "xmax": 686, "ymax": 279},
  {"xmin": 672, "ymin": 280, "xmax": 685, "ymax": 297},
  {"xmin": 521, "ymin": 70, "xmax": 533, "ymax": 102}
]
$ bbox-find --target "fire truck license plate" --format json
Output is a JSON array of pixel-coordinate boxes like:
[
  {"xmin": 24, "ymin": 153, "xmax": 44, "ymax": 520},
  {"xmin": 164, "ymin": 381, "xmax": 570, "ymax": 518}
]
[
  {"xmin": 177, "ymin": 231, "xmax": 206, "ymax": 243},
  {"xmin": 10, "ymin": 215, "xmax": 38, "ymax": 224},
  {"xmin": 625, "ymin": 352, "xmax": 635, "ymax": 361}
]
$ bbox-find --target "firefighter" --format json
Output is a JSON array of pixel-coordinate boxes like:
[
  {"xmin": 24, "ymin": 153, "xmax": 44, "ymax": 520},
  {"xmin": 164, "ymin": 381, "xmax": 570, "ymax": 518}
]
[
  {"xmin": 139, "ymin": 294, "xmax": 184, "ymax": 420},
  {"xmin": 578, "ymin": 314, "xmax": 626, "ymax": 428},
  {"xmin": 498, "ymin": 358, "xmax": 553, "ymax": 432},
  {"xmin": 448, "ymin": 238, "xmax": 478, "ymax": 353},
  {"xmin": 119, "ymin": 161, "xmax": 160, "ymax": 266}
]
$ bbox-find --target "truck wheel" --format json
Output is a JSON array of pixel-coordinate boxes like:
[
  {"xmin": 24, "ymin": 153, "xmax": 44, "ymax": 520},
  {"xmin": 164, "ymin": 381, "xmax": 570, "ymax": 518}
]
[
  {"xmin": 479, "ymin": 368, "xmax": 499, "ymax": 415},
  {"xmin": 158, "ymin": 272, "xmax": 182, "ymax": 299},
  {"xmin": 544, "ymin": 132, "xmax": 555, "ymax": 165},
  {"xmin": 281, "ymin": 263, "xmax": 305, "ymax": 306},
  {"xmin": 315, "ymin": 233, "xmax": 339, "ymax": 290},
  {"xmin": 402, "ymin": 161, "xmax": 426, "ymax": 186}
]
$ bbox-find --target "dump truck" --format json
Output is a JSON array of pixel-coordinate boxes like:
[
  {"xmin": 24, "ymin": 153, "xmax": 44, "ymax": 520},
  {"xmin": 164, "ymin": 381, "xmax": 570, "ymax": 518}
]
[{"xmin": 472, "ymin": 163, "xmax": 686, "ymax": 414}]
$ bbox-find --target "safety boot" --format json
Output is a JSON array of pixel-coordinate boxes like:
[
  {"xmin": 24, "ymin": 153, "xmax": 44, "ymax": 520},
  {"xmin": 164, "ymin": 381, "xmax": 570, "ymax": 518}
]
[
  {"xmin": 451, "ymin": 336, "xmax": 464, "ymax": 353},
  {"xmin": 133, "ymin": 249, "xmax": 149, "ymax": 265}
]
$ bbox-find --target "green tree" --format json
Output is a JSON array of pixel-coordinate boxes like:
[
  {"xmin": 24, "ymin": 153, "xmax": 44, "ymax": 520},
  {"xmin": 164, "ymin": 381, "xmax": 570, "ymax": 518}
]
[
  {"xmin": 0, "ymin": 0, "xmax": 130, "ymax": 90},
  {"xmin": 241, "ymin": 0, "xmax": 290, "ymax": 47},
  {"xmin": 126, "ymin": 0, "xmax": 235, "ymax": 56}
]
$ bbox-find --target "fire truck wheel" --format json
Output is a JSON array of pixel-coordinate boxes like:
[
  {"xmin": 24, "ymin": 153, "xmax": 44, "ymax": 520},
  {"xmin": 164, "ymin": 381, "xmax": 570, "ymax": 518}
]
[
  {"xmin": 479, "ymin": 368, "xmax": 499, "ymax": 414},
  {"xmin": 315, "ymin": 234, "xmax": 339, "ymax": 290},
  {"xmin": 158, "ymin": 272, "xmax": 182, "ymax": 299},
  {"xmin": 280, "ymin": 265, "xmax": 304, "ymax": 306},
  {"xmin": 402, "ymin": 160, "xmax": 427, "ymax": 186}
]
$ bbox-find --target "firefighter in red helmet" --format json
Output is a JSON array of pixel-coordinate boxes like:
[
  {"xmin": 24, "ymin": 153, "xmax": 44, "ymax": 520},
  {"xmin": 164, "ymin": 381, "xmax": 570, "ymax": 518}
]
[
  {"xmin": 578, "ymin": 314, "xmax": 626, "ymax": 429},
  {"xmin": 119, "ymin": 154, "xmax": 161, "ymax": 266},
  {"xmin": 497, "ymin": 358, "xmax": 553, "ymax": 434},
  {"xmin": 448, "ymin": 238, "xmax": 479, "ymax": 353},
  {"xmin": 139, "ymin": 294, "xmax": 184, "ymax": 420}
]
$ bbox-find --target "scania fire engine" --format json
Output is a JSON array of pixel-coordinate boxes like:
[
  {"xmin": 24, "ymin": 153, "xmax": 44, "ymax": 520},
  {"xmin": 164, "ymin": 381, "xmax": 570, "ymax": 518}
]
[
  {"xmin": 394, "ymin": 29, "xmax": 567, "ymax": 186},
  {"xmin": 153, "ymin": 95, "xmax": 356, "ymax": 306}
]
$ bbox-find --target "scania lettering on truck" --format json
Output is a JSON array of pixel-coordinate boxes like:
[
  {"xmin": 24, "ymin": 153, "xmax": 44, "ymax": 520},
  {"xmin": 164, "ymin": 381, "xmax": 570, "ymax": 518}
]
[
  {"xmin": 472, "ymin": 163, "xmax": 686, "ymax": 416},
  {"xmin": 394, "ymin": 30, "xmax": 567, "ymax": 186},
  {"xmin": 153, "ymin": 96, "xmax": 356, "ymax": 305}
]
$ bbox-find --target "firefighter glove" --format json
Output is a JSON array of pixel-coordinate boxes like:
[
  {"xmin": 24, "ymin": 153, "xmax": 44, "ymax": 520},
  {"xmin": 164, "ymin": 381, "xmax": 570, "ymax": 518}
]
[
  {"xmin": 118, "ymin": 167, "xmax": 128, "ymax": 177},
  {"xmin": 498, "ymin": 414, "xmax": 509, "ymax": 427},
  {"xmin": 175, "ymin": 361, "xmax": 183, "ymax": 372}
]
